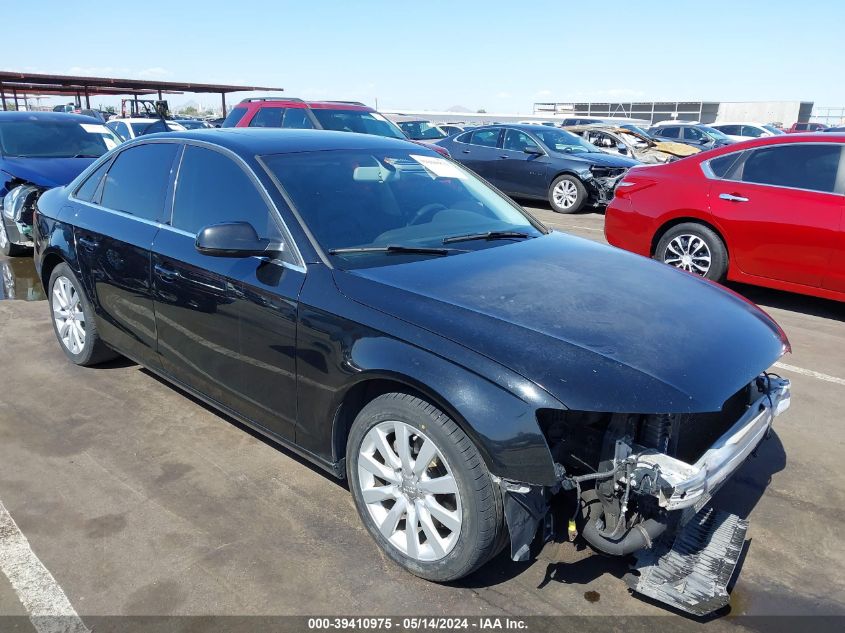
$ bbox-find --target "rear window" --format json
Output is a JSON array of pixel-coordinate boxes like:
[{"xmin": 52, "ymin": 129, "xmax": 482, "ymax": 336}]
[
  {"xmin": 222, "ymin": 107, "xmax": 248, "ymax": 128},
  {"xmin": 658, "ymin": 127, "xmax": 679, "ymax": 139}
]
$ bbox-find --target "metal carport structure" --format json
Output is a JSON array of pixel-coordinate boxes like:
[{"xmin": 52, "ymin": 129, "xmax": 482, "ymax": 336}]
[{"xmin": 0, "ymin": 71, "xmax": 283, "ymax": 115}]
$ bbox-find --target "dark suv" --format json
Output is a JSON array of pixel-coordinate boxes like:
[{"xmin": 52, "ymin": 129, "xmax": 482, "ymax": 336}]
[
  {"xmin": 648, "ymin": 123, "xmax": 734, "ymax": 150},
  {"xmin": 222, "ymin": 98, "xmax": 450, "ymax": 156}
]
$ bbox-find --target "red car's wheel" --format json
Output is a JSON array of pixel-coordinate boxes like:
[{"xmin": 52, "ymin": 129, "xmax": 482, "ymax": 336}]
[{"xmin": 655, "ymin": 223, "xmax": 728, "ymax": 281}]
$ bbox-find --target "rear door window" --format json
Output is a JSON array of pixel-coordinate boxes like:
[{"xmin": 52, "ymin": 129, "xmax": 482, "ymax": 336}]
[
  {"xmin": 739, "ymin": 144, "xmax": 843, "ymax": 193},
  {"xmin": 718, "ymin": 125, "xmax": 741, "ymax": 135},
  {"xmin": 470, "ymin": 128, "xmax": 501, "ymax": 147},
  {"xmin": 74, "ymin": 160, "xmax": 112, "ymax": 202},
  {"xmin": 100, "ymin": 143, "xmax": 179, "ymax": 222},
  {"xmin": 248, "ymin": 107, "xmax": 285, "ymax": 128},
  {"xmin": 659, "ymin": 126, "xmax": 679, "ymax": 139},
  {"xmin": 222, "ymin": 107, "xmax": 248, "ymax": 128},
  {"xmin": 171, "ymin": 145, "xmax": 283, "ymax": 239}
]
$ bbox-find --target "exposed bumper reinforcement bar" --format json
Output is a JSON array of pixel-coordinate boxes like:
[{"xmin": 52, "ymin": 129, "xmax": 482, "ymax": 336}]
[{"xmin": 632, "ymin": 376, "xmax": 790, "ymax": 511}]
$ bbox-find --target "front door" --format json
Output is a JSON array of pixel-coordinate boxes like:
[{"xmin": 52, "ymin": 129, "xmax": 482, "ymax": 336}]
[
  {"xmin": 497, "ymin": 129, "xmax": 550, "ymax": 196},
  {"xmin": 152, "ymin": 144, "xmax": 303, "ymax": 440}
]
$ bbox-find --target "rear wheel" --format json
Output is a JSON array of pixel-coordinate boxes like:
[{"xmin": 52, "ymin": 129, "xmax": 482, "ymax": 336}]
[
  {"xmin": 347, "ymin": 393, "xmax": 505, "ymax": 582},
  {"xmin": 48, "ymin": 263, "xmax": 118, "ymax": 366},
  {"xmin": 654, "ymin": 222, "xmax": 728, "ymax": 281},
  {"xmin": 549, "ymin": 174, "xmax": 587, "ymax": 213}
]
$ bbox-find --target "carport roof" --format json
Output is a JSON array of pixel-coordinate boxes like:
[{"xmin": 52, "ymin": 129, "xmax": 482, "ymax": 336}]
[{"xmin": 0, "ymin": 70, "xmax": 282, "ymax": 94}]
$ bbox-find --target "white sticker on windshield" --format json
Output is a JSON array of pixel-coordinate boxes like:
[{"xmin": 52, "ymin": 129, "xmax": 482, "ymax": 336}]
[
  {"xmin": 410, "ymin": 154, "xmax": 467, "ymax": 179},
  {"xmin": 80, "ymin": 123, "xmax": 110, "ymax": 134}
]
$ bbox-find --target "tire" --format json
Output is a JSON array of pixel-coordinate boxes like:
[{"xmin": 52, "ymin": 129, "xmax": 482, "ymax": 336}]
[
  {"xmin": 654, "ymin": 222, "xmax": 728, "ymax": 282},
  {"xmin": 0, "ymin": 218, "xmax": 28, "ymax": 257},
  {"xmin": 48, "ymin": 263, "xmax": 118, "ymax": 366},
  {"xmin": 548, "ymin": 174, "xmax": 587, "ymax": 214},
  {"xmin": 347, "ymin": 393, "xmax": 505, "ymax": 582}
]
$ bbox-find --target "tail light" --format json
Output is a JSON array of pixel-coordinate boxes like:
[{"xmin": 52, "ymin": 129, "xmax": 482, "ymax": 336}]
[{"xmin": 614, "ymin": 175, "xmax": 657, "ymax": 197}]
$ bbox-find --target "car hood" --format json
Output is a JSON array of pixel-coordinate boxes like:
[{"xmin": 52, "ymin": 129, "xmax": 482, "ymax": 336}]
[
  {"xmin": 334, "ymin": 232, "xmax": 788, "ymax": 414},
  {"xmin": 0, "ymin": 157, "xmax": 96, "ymax": 189},
  {"xmin": 551, "ymin": 150, "xmax": 639, "ymax": 168}
]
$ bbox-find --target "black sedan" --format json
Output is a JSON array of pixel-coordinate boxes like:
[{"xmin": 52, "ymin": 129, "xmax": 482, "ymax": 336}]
[
  {"xmin": 436, "ymin": 124, "xmax": 639, "ymax": 213},
  {"xmin": 34, "ymin": 129, "xmax": 790, "ymax": 614}
]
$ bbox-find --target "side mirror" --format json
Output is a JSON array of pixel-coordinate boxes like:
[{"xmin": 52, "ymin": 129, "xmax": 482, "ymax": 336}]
[
  {"xmin": 616, "ymin": 143, "xmax": 629, "ymax": 154},
  {"xmin": 196, "ymin": 222, "xmax": 283, "ymax": 258},
  {"xmin": 523, "ymin": 146, "xmax": 544, "ymax": 155}
]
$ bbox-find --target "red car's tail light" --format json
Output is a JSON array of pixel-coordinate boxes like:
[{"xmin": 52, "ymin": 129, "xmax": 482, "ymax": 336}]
[{"xmin": 614, "ymin": 177, "xmax": 656, "ymax": 197}]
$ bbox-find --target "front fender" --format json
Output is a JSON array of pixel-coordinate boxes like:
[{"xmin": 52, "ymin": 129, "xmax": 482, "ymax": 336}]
[{"xmin": 295, "ymin": 265, "xmax": 561, "ymax": 486}]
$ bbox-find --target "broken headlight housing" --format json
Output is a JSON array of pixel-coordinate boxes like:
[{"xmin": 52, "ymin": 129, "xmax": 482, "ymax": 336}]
[{"xmin": 3, "ymin": 184, "xmax": 40, "ymax": 221}]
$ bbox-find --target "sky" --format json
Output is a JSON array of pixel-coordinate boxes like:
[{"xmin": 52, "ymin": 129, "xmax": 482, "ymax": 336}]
[{"xmin": 5, "ymin": 0, "xmax": 845, "ymax": 114}]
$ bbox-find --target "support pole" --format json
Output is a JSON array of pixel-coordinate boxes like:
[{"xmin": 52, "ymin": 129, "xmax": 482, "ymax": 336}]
[
  {"xmin": 0, "ymin": 83, "xmax": 6, "ymax": 111},
  {"xmin": 221, "ymin": 92, "xmax": 227, "ymax": 117},
  {"xmin": 84, "ymin": 86, "xmax": 90, "ymax": 109},
  {"xmin": 13, "ymin": 89, "xmax": 19, "ymax": 110}
]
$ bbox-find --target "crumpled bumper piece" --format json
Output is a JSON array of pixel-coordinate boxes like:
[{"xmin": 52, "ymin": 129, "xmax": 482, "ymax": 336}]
[
  {"xmin": 628, "ymin": 507, "xmax": 748, "ymax": 616},
  {"xmin": 633, "ymin": 376, "xmax": 790, "ymax": 511}
]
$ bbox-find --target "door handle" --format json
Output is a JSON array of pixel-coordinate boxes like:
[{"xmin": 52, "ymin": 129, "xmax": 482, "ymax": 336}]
[
  {"xmin": 499, "ymin": 155, "xmax": 509, "ymax": 159},
  {"xmin": 154, "ymin": 264, "xmax": 179, "ymax": 282},
  {"xmin": 77, "ymin": 236, "xmax": 99, "ymax": 251},
  {"xmin": 719, "ymin": 193, "xmax": 749, "ymax": 202},
  {"xmin": 461, "ymin": 150, "xmax": 470, "ymax": 154}
]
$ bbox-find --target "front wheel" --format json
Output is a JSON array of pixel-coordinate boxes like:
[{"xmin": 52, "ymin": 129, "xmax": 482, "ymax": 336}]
[
  {"xmin": 548, "ymin": 175, "xmax": 587, "ymax": 213},
  {"xmin": 347, "ymin": 393, "xmax": 505, "ymax": 582},
  {"xmin": 654, "ymin": 222, "xmax": 728, "ymax": 281},
  {"xmin": 0, "ymin": 219, "xmax": 28, "ymax": 257}
]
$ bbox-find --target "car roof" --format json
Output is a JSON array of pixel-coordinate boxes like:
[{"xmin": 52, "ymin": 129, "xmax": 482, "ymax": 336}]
[
  {"xmin": 140, "ymin": 128, "xmax": 428, "ymax": 155},
  {"xmin": 235, "ymin": 98, "xmax": 373, "ymax": 112},
  {"xmin": 0, "ymin": 111, "xmax": 103, "ymax": 123}
]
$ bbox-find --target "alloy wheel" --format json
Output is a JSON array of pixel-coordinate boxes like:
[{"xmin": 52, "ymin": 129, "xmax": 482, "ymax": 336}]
[
  {"xmin": 52, "ymin": 276, "xmax": 86, "ymax": 355},
  {"xmin": 553, "ymin": 180, "xmax": 579, "ymax": 209},
  {"xmin": 357, "ymin": 420, "xmax": 462, "ymax": 562},
  {"xmin": 664, "ymin": 234, "xmax": 712, "ymax": 276}
]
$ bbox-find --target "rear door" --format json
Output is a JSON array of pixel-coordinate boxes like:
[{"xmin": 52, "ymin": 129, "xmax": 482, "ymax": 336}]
[
  {"xmin": 707, "ymin": 142, "xmax": 844, "ymax": 287},
  {"xmin": 497, "ymin": 129, "xmax": 550, "ymax": 196},
  {"xmin": 458, "ymin": 128, "xmax": 504, "ymax": 183},
  {"xmin": 71, "ymin": 141, "xmax": 180, "ymax": 367},
  {"xmin": 152, "ymin": 143, "xmax": 303, "ymax": 440}
]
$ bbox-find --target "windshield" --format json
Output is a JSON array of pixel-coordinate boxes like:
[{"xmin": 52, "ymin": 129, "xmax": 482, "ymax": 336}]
[
  {"xmin": 763, "ymin": 125, "xmax": 785, "ymax": 135},
  {"xmin": 262, "ymin": 149, "xmax": 544, "ymax": 269},
  {"xmin": 0, "ymin": 119, "xmax": 120, "ymax": 158},
  {"xmin": 398, "ymin": 121, "xmax": 447, "ymax": 140},
  {"xmin": 698, "ymin": 126, "xmax": 730, "ymax": 141},
  {"xmin": 311, "ymin": 109, "xmax": 406, "ymax": 140},
  {"xmin": 531, "ymin": 127, "xmax": 600, "ymax": 153},
  {"xmin": 622, "ymin": 125, "xmax": 653, "ymax": 140}
]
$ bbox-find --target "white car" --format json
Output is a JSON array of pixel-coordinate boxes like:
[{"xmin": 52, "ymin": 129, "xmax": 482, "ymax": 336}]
[
  {"xmin": 106, "ymin": 117, "xmax": 186, "ymax": 141},
  {"xmin": 709, "ymin": 122, "xmax": 785, "ymax": 141}
]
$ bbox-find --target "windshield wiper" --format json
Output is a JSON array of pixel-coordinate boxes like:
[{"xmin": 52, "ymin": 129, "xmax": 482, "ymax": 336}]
[
  {"xmin": 328, "ymin": 245, "xmax": 464, "ymax": 256},
  {"xmin": 71, "ymin": 154, "xmax": 101, "ymax": 158},
  {"xmin": 442, "ymin": 230, "xmax": 532, "ymax": 244}
]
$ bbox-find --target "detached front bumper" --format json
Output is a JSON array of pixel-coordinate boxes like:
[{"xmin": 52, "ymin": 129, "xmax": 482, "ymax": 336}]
[{"xmin": 632, "ymin": 376, "xmax": 791, "ymax": 511}]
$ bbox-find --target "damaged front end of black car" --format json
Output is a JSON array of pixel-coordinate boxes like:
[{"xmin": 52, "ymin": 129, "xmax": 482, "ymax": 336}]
[
  {"xmin": 0, "ymin": 182, "xmax": 41, "ymax": 256},
  {"xmin": 498, "ymin": 373, "xmax": 791, "ymax": 616}
]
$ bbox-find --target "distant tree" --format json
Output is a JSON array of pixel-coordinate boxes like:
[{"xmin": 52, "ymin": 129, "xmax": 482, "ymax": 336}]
[
  {"xmin": 477, "ymin": 108, "xmax": 487, "ymax": 113},
  {"xmin": 179, "ymin": 105, "xmax": 199, "ymax": 116},
  {"xmin": 104, "ymin": 105, "xmax": 116, "ymax": 114}
]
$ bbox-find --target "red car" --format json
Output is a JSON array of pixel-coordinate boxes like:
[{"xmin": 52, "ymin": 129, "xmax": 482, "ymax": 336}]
[
  {"xmin": 787, "ymin": 121, "xmax": 828, "ymax": 133},
  {"xmin": 605, "ymin": 134, "xmax": 845, "ymax": 302},
  {"xmin": 222, "ymin": 97, "xmax": 450, "ymax": 156}
]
